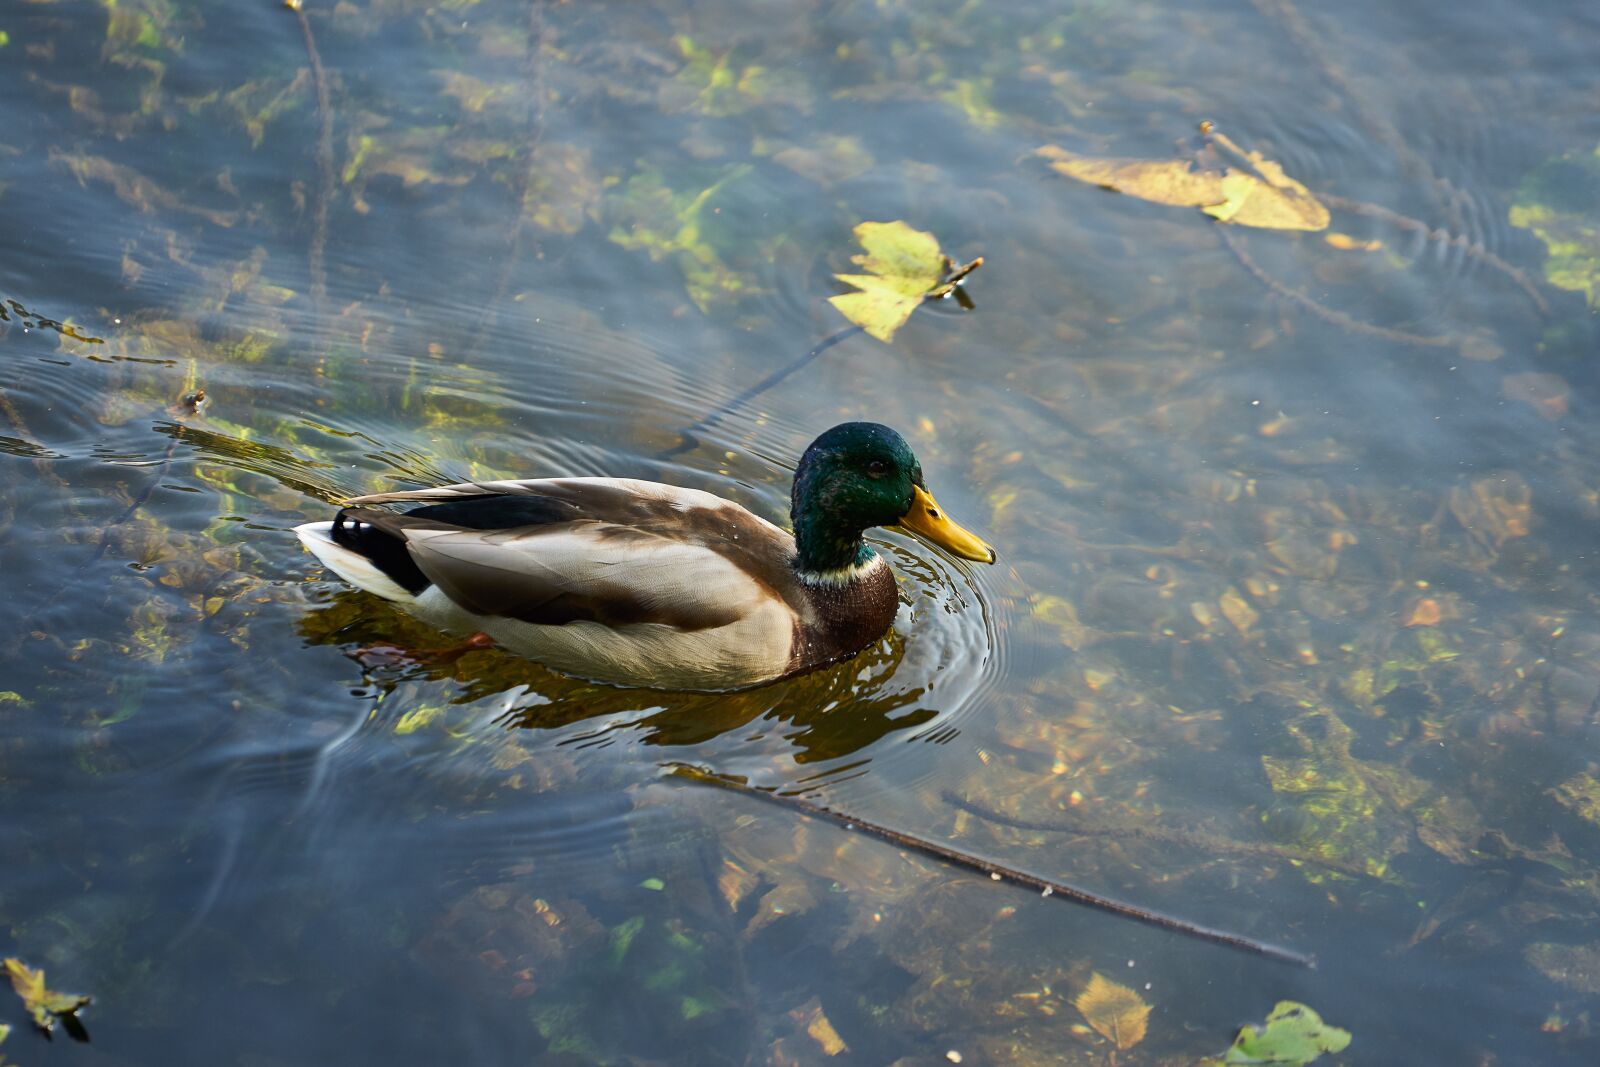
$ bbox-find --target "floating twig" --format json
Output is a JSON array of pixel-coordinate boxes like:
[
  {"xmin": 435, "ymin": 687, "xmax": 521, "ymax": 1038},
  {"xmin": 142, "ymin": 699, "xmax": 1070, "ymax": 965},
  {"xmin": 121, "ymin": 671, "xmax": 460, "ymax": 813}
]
[{"xmin": 669, "ymin": 764, "xmax": 1314, "ymax": 967}]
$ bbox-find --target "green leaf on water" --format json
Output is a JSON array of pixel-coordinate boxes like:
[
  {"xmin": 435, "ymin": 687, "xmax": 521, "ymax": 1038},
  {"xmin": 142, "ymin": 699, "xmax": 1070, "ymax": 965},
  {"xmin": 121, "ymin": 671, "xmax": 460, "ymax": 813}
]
[
  {"xmin": 4, "ymin": 958, "xmax": 91, "ymax": 1034},
  {"xmin": 639, "ymin": 877, "xmax": 665, "ymax": 891},
  {"xmin": 828, "ymin": 220, "xmax": 981, "ymax": 342},
  {"xmin": 1509, "ymin": 144, "xmax": 1600, "ymax": 308},
  {"xmin": 1203, "ymin": 1001, "xmax": 1351, "ymax": 1065}
]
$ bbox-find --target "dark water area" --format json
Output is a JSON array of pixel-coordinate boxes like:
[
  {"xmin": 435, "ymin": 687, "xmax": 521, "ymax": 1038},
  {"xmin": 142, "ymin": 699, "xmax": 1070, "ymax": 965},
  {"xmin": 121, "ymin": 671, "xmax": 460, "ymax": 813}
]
[{"xmin": 3, "ymin": 0, "xmax": 1600, "ymax": 1063}]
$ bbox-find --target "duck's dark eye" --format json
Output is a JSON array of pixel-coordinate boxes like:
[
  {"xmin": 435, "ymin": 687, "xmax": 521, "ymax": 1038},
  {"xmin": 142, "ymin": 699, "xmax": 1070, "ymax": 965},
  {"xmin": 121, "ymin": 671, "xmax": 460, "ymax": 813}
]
[{"xmin": 865, "ymin": 458, "xmax": 890, "ymax": 478}]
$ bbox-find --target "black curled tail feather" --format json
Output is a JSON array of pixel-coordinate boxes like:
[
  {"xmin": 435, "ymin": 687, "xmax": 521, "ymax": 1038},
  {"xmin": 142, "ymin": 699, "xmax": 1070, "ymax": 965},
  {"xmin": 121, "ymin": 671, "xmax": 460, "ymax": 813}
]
[{"xmin": 331, "ymin": 507, "xmax": 432, "ymax": 596}]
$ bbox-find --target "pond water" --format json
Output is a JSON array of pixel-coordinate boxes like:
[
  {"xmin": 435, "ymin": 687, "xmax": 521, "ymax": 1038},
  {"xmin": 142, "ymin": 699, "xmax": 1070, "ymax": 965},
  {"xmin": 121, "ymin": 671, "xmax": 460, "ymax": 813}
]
[{"xmin": 4, "ymin": 0, "xmax": 1600, "ymax": 1063}]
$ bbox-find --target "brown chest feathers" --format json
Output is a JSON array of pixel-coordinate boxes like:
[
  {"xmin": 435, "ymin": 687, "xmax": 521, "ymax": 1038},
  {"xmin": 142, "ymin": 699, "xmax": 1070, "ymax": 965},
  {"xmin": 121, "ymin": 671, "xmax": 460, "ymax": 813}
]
[{"xmin": 786, "ymin": 560, "xmax": 900, "ymax": 676}]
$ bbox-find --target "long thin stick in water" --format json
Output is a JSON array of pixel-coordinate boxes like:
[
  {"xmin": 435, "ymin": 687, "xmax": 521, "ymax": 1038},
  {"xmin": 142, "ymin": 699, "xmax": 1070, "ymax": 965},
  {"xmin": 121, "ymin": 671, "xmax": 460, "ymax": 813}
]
[{"xmin": 668, "ymin": 765, "xmax": 1314, "ymax": 967}]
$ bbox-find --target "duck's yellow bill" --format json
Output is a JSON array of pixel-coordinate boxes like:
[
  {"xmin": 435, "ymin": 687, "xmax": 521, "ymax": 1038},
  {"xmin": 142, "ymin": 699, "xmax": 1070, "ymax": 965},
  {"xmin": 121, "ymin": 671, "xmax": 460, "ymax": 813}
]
[{"xmin": 897, "ymin": 485, "xmax": 996, "ymax": 564}]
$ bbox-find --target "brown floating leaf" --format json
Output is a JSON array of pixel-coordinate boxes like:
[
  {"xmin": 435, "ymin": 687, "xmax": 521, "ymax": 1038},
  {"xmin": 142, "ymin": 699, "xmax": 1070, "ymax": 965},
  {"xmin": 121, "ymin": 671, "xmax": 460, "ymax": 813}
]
[
  {"xmin": 1035, "ymin": 145, "xmax": 1226, "ymax": 208},
  {"xmin": 1073, "ymin": 972, "xmax": 1150, "ymax": 1050},
  {"xmin": 1204, "ymin": 131, "xmax": 1331, "ymax": 231},
  {"xmin": 4, "ymin": 957, "xmax": 90, "ymax": 1033},
  {"xmin": 1036, "ymin": 132, "xmax": 1329, "ymax": 232}
]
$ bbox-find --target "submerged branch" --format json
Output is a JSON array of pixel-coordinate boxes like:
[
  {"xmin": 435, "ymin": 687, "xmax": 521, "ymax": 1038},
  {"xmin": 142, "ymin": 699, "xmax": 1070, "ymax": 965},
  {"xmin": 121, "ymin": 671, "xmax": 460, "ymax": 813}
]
[
  {"xmin": 1318, "ymin": 193, "xmax": 1550, "ymax": 316},
  {"xmin": 669, "ymin": 765, "xmax": 1314, "ymax": 967},
  {"xmin": 943, "ymin": 790, "xmax": 1381, "ymax": 883},
  {"xmin": 1217, "ymin": 225, "xmax": 1455, "ymax": 349}
]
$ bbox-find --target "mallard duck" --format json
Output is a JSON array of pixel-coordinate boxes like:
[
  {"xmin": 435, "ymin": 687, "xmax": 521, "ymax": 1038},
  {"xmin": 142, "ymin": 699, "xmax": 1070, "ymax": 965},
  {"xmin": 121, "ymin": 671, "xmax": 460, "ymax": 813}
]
[{"xmin": 294, "ymin": 422, "xmax": 994, "ymax": 690}]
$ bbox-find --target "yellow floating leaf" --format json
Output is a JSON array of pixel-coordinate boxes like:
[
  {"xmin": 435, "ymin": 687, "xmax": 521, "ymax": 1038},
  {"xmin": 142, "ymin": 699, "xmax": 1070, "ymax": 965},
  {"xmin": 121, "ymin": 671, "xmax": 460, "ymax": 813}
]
[
  {"xmin": 1036, "ymin": 145, "xmax": 1225, "ymax": 208},
  {"xmin": 1203, "ymin": 132, "xmax": 1329, "ymax": 230},
  {"xmin": 4, "ymin": 958, "xmax": 90, "ymax": 1033},
  {"xmin": 828, "ymin": 220, "xmax": 976, "ymax": 342},
  {"xmin": 1038, "ymin": 134, "xmax": 1329, "ymax": 231},
  {"xmin": 1201, "ymin": 173, "xmax": 1328, "ymax": 231},
  {"xmin": 1073, "ymin": 972, "xmax": 1151, "ymax": 1050},
  {"xmin": 828, "ymin": 287, "xmax": 922, "ymax": 344}
]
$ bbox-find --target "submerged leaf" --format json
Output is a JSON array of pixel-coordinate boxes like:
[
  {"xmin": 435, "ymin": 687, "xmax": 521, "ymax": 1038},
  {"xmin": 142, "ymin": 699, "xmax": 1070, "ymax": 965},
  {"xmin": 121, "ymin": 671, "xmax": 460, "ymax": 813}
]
[
  {"xmin": 1502, "ymin": 372, "xmax": 1570, "ymax": 420},
  {"xmin": 788, "ymin": 997, "xmax": 849, "ymax": 1055},
  {"xmin": 1072, "ymin": 972, "xmax": 1150, "ymax": 1050},
  {"xmin": 828, "ymin": 220, "xmax": 979, "ymax": 342},
  {"xmin": 607, "ymin": 164, "xmax": 754, "ymax": 311},
  {"xmin": 1260, "ymin": 709, "xmax": 1423, "ymax": 879},
  {"xmin": 1207, "ymin": 1001, "xmax": 1350, "ymax": 1065},
  {"xmin": 1550, "ymin": 772, "xmax": 1600, "ymax": 827},
  {"xmin": 4, "ymin": 958, "xmax": 90, "ymax": 1033}
]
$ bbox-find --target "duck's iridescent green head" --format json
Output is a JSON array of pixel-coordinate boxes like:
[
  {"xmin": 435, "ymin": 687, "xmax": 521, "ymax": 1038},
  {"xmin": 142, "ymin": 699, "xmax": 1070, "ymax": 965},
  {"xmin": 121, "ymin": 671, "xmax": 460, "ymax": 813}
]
[{"xmin": 791, "ymin": 422, "xmax": 995, "ymax": 579}]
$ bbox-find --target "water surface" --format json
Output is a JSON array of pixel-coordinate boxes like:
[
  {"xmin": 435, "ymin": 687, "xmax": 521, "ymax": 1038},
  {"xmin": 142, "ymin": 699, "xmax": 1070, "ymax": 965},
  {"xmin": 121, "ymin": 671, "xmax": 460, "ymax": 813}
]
[{"xmin": 3, "ymin": 0, "xmax": 1600, "ymax": 1063}]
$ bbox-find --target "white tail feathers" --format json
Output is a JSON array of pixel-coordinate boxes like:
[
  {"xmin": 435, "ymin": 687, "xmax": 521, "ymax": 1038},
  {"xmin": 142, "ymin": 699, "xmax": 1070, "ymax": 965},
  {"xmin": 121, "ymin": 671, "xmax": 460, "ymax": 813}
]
[{"xmin": 293, "ymin": 521, "xmax": 417, "ymax": 603}]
